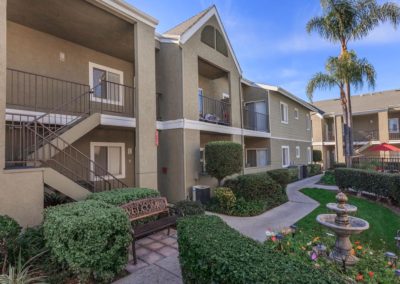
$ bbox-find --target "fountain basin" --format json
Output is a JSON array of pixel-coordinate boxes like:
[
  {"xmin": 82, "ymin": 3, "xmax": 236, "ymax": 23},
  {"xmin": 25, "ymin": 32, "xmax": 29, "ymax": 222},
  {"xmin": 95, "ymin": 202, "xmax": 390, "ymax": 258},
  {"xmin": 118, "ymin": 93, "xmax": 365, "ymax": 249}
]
[
  {"xmin": 326, "ymin": 203, "xmax": 358, "ymax": 213},
  {"xmin": 317, "ymin": 214, "xmax": 369, "ymax": 235}
]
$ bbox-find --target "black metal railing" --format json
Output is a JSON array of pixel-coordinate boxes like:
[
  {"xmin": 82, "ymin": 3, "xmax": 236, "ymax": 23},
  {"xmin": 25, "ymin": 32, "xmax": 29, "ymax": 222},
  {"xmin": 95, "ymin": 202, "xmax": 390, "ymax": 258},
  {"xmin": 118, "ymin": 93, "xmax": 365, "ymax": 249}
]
[
  {"xmin": 7, "ymin": 68, "xmax": 90, "ymax": 113},
  {"xmin": 389, "ymin": 132, "xmax": 400, "ymax": 140},
  {"xmin": 198, "ymin": 94, "xmax": 230, "ymax": 125},
  {"xmin": 325, "ymin": 130, "xmax": 335, "ymax": 141},
  {"xmin": 352, "ymin": 157, "xmax": 400, "ymax": 173},
  {"xmin": 243, "ymin": 108, "xmax": 269, "ymax": 132},
  {"xmin": 353, "ymin": 129, "xmax": 379, "ymax": 142}
]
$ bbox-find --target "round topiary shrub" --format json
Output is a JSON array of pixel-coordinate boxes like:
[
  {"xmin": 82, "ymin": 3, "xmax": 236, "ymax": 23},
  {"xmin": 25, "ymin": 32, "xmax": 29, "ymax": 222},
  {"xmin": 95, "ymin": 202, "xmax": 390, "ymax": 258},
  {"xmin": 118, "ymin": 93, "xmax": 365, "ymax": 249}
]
[
  {"xmin": 214, "ymin": 187, "xmax": 236, "ymax": 211},
  {"xmin": 205, "ymin": 141, "xmax": 243, "ymax": 185},
  {"xmin": 267, "ymin": 169, "xmax": 290, "ymax": 189},
  {"xmin": 43, "ymin": 200, "xmax": 132, "ymax": 282},
  {"xmin": 175, "ymin": 200, "xmax": 205, "ymax": 217}
]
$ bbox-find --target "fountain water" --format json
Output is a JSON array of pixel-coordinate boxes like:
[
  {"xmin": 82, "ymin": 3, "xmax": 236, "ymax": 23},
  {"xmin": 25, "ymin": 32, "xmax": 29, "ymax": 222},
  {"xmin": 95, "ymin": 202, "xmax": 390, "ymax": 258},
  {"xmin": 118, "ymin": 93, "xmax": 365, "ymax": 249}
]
[{"xmin": 316, "ymin": 192, "xmax": 369, "ymax": 265}]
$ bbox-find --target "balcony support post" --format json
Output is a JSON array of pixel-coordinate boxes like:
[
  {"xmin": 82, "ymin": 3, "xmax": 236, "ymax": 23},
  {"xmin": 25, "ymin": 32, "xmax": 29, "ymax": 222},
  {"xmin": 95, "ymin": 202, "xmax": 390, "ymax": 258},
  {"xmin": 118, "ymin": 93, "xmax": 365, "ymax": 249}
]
[
  {"xmin": 0, "ymin": 0, "xmax": 6, "ymax": 169},
  {"xmin": 378, "ymin": 111, "xmax": 389, "ymax": 144}
]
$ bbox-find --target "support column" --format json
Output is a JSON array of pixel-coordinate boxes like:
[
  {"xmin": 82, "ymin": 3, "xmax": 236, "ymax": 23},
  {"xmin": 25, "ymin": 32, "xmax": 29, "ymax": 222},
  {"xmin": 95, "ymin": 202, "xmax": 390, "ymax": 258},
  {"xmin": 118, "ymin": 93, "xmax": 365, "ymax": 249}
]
[
  {"xmin": 0, "ymin": 0, "xmax": 6, "ymax": 169},
  {"xmin": 134, "ymin": 21, "xmax": 158, "ymax": 189},
  {"xmin": 335, "ymin": 116, "xmax": 345, "ymax": 163},
  {"xmin": 378, "ymin": 111, "xmax": 389, "ymax": 143}
]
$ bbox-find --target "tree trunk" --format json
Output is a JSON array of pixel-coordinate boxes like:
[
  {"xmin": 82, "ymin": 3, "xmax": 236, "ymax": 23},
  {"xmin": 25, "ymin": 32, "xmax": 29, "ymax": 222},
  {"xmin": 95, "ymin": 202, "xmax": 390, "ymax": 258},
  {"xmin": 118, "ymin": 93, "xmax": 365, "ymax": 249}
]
[{"xmin": 345, "ymin": 82, "xmax": 353, "ymax": 167}]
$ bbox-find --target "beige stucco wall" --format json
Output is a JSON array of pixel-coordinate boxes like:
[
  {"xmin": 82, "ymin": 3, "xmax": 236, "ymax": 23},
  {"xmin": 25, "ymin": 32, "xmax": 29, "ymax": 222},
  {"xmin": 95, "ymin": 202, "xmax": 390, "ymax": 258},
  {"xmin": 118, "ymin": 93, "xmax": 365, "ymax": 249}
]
[
  {"xmin": 198, "ymin": 75, "xmax": 229, "ymax": 101},
  {"xmin": 378, "ymin": 111, "xmax": 389, "ymax": 142},
  {"xmin": 269, "ymin": 90, "xmax": 312, "ymax": 141},
  {"xmin": 181, "ymin": 16, "xmax": 241, "ymax": 127},
  {"xmin": 353, "ymin": 113, "xmax": 379, "ymax": 139},
  {"xmin": 7, "ymin": 21, "xmax": 134, "ymax": 86},
  {"xmin": 71, "ymin": 126, "xmax": 135, "ymax": 187},
  {"xmin": 311, "ymin": 114, "xmax": 324, "ymax": 142},
  {"xmin": 270, "ymin": 139, "xmax": 311, "ymax": 169},
  {"xmin": 0, "ymin": 0, "xmax": 6, "ymax": 169}
]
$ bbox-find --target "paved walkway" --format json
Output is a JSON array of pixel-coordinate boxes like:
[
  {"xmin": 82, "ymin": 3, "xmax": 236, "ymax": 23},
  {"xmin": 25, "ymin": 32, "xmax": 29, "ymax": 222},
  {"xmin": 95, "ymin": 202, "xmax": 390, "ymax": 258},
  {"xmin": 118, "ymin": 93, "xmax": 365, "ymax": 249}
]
[{"xmin": 208, "ymin": 174, "xmax": 336, "ymax": 241}]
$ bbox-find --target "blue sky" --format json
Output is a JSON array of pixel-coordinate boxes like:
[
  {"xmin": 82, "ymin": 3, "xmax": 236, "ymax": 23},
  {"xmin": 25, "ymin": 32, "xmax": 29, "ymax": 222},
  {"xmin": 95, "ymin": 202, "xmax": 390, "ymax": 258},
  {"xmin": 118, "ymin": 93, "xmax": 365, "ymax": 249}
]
[{"xmin": 129, "ymin": 0, "xmax": 400, "ymax": 102}]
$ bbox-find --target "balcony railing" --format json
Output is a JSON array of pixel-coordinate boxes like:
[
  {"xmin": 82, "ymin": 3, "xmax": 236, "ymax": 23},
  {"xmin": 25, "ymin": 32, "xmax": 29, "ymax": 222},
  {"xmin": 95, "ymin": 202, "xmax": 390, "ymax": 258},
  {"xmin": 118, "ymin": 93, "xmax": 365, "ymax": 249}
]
[
  {"xmin": 353, "ymin": 129, "xmax": 379, "ymax": 142},
  {"xmin": 389, "ymin": 132, "xmax": 400, "ymax": 140},
  {"xmin": 6, "ymin": 68, "xmax": 134, "ymax": 118},
  {"xmin": 198, "ymin": 94, "xmax": 230, "ymax": 125},
  {"xmin": 243, "ymin": 108, "xmax": 269, "ymax": 132},
  {"xmin": 352, "ymin": 157, "xmax": 400, "ymax": 173},
  {"xmin": 325, "ymin": 130, "xmax": 335, "ymax": 141}
]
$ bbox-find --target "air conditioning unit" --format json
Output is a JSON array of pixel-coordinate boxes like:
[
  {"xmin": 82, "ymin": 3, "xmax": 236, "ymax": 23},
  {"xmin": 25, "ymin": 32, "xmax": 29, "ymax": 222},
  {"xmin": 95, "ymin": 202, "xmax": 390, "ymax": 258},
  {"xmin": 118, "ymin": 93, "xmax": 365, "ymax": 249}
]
[{"xmin": 192, "ymin": 185, "xmax": 211, "ymax": 204}]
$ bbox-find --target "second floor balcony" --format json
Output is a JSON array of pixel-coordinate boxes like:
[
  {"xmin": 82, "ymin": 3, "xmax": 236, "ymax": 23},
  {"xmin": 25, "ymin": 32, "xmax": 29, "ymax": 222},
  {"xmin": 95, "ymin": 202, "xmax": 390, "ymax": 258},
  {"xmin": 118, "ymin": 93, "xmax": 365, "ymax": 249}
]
[
  {"xmin": 353, "ymin": 129, "xmax": 379, "ymax": 142},
  {"xmin": 325, "ymin": 130, "xmax": 335, "ymax": 142},
  {"xmin": 243, "ymin": 107, "xmax": 269, "ymax": 132},
  {"xmin": 198, "ymin": 93, "xmax": 231, "ymax": 126}
]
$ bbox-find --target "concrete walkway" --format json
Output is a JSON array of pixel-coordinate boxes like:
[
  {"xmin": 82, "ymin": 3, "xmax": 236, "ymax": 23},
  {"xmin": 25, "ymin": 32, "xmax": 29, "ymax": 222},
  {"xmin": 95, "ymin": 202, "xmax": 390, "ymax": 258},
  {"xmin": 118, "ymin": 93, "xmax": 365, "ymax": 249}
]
[{"xmin": 208, "ymin": 174, "xmax": 335, "ymax": 242}]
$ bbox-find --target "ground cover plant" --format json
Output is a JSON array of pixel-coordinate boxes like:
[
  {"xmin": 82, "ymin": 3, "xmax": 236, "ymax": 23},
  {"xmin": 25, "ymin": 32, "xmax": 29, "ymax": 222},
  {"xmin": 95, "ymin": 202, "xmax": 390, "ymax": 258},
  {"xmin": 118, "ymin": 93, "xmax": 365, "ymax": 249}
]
[{"xmin": 319, "ymin": 170, "xmax": 336, "ymax": 185}]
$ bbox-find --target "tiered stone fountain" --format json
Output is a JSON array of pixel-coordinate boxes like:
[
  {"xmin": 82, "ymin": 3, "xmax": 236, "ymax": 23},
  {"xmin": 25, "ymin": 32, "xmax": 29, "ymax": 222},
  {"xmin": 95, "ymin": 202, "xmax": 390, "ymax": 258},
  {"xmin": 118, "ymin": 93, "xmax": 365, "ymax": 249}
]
[{"xmin": 316, "ymin": 192, "xmax": 369, "ymax": 265}]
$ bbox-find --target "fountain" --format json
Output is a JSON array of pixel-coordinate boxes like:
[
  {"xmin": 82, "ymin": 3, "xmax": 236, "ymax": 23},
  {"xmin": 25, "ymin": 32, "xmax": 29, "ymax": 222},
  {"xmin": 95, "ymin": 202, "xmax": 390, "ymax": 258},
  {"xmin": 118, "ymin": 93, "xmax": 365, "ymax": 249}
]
[{"xmin": 316, "ymin": 192, "xmax": 369, "ymax": 266}]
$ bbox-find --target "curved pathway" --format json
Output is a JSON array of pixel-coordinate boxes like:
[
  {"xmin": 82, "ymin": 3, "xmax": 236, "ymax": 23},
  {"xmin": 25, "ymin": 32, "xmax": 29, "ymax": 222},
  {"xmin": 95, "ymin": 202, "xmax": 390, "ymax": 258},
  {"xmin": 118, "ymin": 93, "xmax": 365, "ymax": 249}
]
[{"xmin": 208, "ymin": 174, "xmax": 337, "ymax": 242}]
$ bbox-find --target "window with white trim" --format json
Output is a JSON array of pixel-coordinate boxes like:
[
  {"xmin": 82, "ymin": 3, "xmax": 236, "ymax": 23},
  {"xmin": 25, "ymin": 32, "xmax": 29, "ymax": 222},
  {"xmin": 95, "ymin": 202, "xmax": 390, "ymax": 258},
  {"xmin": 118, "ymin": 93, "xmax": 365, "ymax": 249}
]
[
  {"xmin": 246, "ymin": 149, "xmax": 269, "ymax": 168},
  {"xmin": 306, "ymin": 114, "xmax": 311, "ymax": 130},
  {"xmin": 294, "ymin": 108, "xmax": 299, "ymax": 119},
  {"xmin": 89, "ymin": 62, "xmax": 124, "ymax": 106},
  {"xmin": 280, "ymin": 102, "xmax": 288, "ymax": 124},
  {"xmin": 307, "ymin": 147, "xmax": 312, "ymax": 164},
  {"xmin": 281, "ymin": 146, "xmax": 290, "ymax": 167},
  {"xmin": 90, "ymin": 142, "xmax": 125, "ymax": 180},
  {"xmin": 389, "ymin": 118, "xmax": 399, "ymax": 133},
  {"xmin": 295, "ymin": 146, "xmax": 300, "ymax": 159}
]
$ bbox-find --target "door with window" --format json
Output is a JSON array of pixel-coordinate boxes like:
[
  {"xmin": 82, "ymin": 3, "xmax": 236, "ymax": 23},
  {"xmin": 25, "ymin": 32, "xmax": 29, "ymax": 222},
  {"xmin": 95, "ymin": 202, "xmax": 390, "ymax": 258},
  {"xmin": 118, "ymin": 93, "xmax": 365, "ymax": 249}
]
[
  {"xmin": 91, "ymin": 142, "xmax": 125, "ymax": 180},
  {"xmin": 245, "ymin": 101, "xmax": 267, "ymax": 131},
  {"xmin": 90, "ymin": 62, "xmax": 124, "ymax": 106},
  {"xmin": 281, "ymin": 146, "xmax": 290, "ymax": 167}
]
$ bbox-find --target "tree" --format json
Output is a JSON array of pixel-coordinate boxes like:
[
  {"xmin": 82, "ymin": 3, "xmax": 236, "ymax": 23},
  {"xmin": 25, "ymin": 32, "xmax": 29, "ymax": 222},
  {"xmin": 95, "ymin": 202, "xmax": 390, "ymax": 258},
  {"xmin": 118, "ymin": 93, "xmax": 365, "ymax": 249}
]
[
  {"xmin": 306, "ymin": 0, "xmax": 400, "ymax": 166},
  {"xmin": 313, "ymin": 150, "xmax": 323, "ymax": 163},
  {"xmin": 205, "ymin": 141, "xmax": 243, "ymax": 186}
]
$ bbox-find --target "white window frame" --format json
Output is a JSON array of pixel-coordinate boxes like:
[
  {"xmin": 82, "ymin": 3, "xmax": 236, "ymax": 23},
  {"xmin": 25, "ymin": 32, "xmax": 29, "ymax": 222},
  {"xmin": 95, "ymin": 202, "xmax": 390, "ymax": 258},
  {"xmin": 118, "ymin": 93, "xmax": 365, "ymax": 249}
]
[
  {"xmin": 389, "ymin": 118, "xmax": 399, "ymax": 133},
  {"xmin": 90, "ymin": 142, "xmax": 126, "ymax": 180},
  {"xmin": 281, "ymin": 145, "xmax": 290, "ymax": 168},
  {"xmin": 295, "ymin": 146, "xmax": 300, "ymax": 159},
  {"xmin": 307, "ymin": 147, "xmax": 312, "ymax": 164},
  {"xmin": 245, "ymin": 148, "xmax": 269, "ymax": 168},
  {"xmin": 306, "ymin": 114, "xmax": 311, "ymax": 131},
  {"xmin": 280, "ymin": 102, "xmax": 288, "ymax": 124},
  {"xmin": 222, "ymin": 93, "xmax": 230, "ymax": 99},
  {"xmin": 89, "ymin": 62, "xmax": 124, "ymax": 106},
  {"xmin": 294, "ymin": 108, "xmax": 299, "ymax": 120}
]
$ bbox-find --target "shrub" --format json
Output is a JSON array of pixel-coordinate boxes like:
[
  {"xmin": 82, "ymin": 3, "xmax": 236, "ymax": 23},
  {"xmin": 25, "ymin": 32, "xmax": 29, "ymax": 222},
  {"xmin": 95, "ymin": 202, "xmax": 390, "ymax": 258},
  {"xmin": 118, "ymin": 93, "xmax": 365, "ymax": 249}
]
[
  {"xmin": 44, "ymin": 192, "xmax": 71, "ymax": 208},
  {"xmin": 43, "ymin": 200, "xmax": 131, "ymax": 282},
  {"xmin": 333, "ymin": 162, "xmax": 346, "ymax": 168},
  {"xmin": 177, "ymin": 215, "xmax": 344, "ymax": 283},
  {"xmin": 335, "ymin": 168, "xmax": 397, "ymax": 202},
  {"xmin": 0, "ymin": 215, "xmax": 21, "ymax": 271},
  {"xmin": 205, "ymin": 141, "xmax": 243, "ymax": 185},
  {"xmin": 307, "ymin": 164, "xmax": 322, "ymax": 176},
  {"xmin": 174, "ymin": 200, "xmax": 205, "ymax": 217},
  {"xmin": 319, "ymin": 170, "xmax": 335, "ymax": 185},
  {"xmin": 312, "ymin": 150, "xmax": 322, "ymax": 163},
  {"xmin": 288, "ymin": 167, "xmax": 299, "ymax": 182},
  {"xmin": 86, "ymin": 187, "xmax": 159, "ymax": 206},
  {"xmin": 214, "ymin": 187, "xmax": 236, "ymax": 211},
  {"xmin": 267, "ymin": 169, "xmax": 290, "ymax": 189}
]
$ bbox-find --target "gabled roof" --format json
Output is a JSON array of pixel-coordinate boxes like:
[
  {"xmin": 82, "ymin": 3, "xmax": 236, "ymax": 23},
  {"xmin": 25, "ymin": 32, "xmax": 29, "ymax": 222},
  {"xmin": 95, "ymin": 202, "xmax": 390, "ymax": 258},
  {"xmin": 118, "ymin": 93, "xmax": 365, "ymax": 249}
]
[{"xmin": 161, "ymin": 6, "xmax": 242, "ymax": 74}]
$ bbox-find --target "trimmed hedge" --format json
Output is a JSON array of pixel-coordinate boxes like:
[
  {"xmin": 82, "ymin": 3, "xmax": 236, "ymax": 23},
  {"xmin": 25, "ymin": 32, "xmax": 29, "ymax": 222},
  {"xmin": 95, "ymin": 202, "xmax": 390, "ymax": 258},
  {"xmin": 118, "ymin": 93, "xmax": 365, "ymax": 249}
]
[
  {"xmin": 307, "ymin": 164, "xmax": 322, "ymax": 176},
  {"xmin": 174, "ymin": 200, "xmax": 205, "ymax": 217},
  {"xmin": 43, "ymin": 200, "xmax": 132, "ymax": 282},
  {"xmin": 267, "ymin": 169, "xmax": 290, "ymax": 189},
  {"xmin": 0, "ymin": 215, "xmax": 21, "ymax": 267},
  {"xmin": 178, "ymin": 215, "xmax": 344, "ymax": 283},
  {"xmin": 205, "ymin": 141, "xmax": 243, "ymax": 185},
  {"xmin": 335, "ymin": 168, "xmax": 399, "ymax": 203},
  {"xmin": 86, "ymin": 187, "xmax": 159, "ymax": 206}
]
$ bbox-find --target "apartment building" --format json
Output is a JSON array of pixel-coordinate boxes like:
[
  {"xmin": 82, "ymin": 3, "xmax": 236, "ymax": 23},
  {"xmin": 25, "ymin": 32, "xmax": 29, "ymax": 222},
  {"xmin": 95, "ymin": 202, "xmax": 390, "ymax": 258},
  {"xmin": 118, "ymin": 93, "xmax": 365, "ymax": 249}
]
[
  {"xmin": 0, "ymin": 1, "xmax": 316, "ymax": 226},
  {"xmin": 312, "ymin": 90, "xmax": 400, "ymax": 169},
  {"xmin": 156, "ymin": 6, "xmax": 316, "ymax": 202}
]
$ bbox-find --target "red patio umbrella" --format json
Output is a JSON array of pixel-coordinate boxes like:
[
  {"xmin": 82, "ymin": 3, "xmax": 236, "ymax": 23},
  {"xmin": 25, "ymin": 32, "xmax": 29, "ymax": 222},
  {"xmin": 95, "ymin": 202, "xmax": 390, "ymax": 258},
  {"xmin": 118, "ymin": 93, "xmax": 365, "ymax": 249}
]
[{"xmin": 367, "ymin": 143, "xmax": 400, "ymax": 152}]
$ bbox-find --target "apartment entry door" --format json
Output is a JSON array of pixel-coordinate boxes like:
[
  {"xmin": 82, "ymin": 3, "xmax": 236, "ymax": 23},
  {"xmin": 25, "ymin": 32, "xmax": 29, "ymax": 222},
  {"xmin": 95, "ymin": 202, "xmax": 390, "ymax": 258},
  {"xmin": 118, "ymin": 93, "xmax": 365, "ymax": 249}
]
[{"xmin": 245, "ymin": 101, "xmax": 267, "ymax": 131}]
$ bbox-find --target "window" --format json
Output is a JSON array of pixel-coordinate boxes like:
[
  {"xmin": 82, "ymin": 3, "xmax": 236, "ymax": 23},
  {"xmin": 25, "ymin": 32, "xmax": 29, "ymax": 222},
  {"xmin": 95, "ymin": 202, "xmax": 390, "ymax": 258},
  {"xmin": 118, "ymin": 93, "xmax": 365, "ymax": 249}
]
[
  {"xmin": 200, "ymin": 25, "xmax": 228, "ymax": 57},
  {"xmin": 389, "ymin": 118, "xmax": 399, "ymax": 133},
  {"xmin": 280, "ymin": 102, "xmax": 288, "ymax": 124},
  {"xmin": 245, "ymin": 101, "xmax": 267, "ymax": 131},
  {"xmin": 307, "ymin": 147, "xmax": 312, "ymax": 164},
  {"xmin": 281, "ymin": 146, "xmax": 290, "ymax": 167},
  {"xmin": 199, "ymin": 148, "xmax": 206, "ymax": 174},
  {"xmin": 294, "ymin": 108, "xmax": 299, "ymax": 119},
  {"xmin": 246, "ymin": 149, "xmax": 269, "ymax": 168},
  {"xmin": 306, "ymin": 114, "xmax": 311, "ymax": 130},
  {"xmin": 296, "ymin": 146, "xmax": 300, "ymax": 159},
  {"xmin": 89, "ymin": 62, "xmax": 124, "ymax": 105},
  {"xmin": 90, "ymin": 142, "xmax": 125, "ymax": 180}
]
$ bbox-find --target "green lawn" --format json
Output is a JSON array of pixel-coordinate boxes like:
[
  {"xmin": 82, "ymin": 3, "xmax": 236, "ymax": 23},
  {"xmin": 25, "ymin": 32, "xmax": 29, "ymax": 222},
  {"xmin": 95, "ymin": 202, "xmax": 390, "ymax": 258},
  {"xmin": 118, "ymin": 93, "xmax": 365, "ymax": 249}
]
[{"xmin": 297, "ymin": 188, "xmax": 400, "ymax": 252}]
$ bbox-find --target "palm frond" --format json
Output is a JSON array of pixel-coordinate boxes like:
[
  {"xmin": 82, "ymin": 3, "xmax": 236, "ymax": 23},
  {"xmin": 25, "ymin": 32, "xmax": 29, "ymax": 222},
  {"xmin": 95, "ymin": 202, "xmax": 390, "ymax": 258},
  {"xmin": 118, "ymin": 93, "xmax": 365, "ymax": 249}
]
[{"xmin": 306, "ymin": 72, "xmax": 339, "ymax": 102}]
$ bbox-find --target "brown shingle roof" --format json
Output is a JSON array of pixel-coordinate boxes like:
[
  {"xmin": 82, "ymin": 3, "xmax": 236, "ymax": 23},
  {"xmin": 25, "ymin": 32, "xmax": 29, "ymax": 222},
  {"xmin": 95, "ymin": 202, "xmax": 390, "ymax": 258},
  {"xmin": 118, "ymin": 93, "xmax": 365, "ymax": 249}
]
[
  {"xmin": 164, "ymin": 5, "xmax": 214, "ymax": 36},
  {"xmin": 314, "ymin": 89, "xmax": 400, "ymax": 115}
]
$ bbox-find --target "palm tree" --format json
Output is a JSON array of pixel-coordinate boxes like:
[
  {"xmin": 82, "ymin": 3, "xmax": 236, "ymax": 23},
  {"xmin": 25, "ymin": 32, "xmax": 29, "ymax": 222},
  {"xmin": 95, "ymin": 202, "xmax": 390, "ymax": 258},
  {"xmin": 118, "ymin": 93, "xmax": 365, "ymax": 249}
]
[
  {"xmin": 306, "ymin": 0, "xmax": 400, "ymax": 166},
  {"xmin": 307, "ymin": 52, "xmax": 376, "ymax": 165}
]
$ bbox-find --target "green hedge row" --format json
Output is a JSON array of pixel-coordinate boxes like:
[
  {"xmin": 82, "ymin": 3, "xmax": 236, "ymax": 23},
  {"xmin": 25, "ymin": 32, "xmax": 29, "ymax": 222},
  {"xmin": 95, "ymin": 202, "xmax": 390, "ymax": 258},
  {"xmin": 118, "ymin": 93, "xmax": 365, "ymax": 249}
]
[
  {"xmin": 266, "ymin": 169, "xmax": 290, "ymax": 189},
  {"xmin": 86, "ymin": 187, "xmax": 159, "ymax": 206},
  {"xmin": 177, "ymin": 215, "xmax": 344, "ymax": 283},
  {"xmin": 335, "ymin": 168, "xmax": 400, "ymax": 203}
]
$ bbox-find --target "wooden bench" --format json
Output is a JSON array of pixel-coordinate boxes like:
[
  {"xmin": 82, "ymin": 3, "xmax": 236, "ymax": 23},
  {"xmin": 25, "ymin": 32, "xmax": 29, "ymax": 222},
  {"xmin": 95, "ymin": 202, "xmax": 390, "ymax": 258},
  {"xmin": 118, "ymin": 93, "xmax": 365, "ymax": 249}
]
[{"xmin": 120, "ymin": 197, "xmax": 177, "ymax": 264}]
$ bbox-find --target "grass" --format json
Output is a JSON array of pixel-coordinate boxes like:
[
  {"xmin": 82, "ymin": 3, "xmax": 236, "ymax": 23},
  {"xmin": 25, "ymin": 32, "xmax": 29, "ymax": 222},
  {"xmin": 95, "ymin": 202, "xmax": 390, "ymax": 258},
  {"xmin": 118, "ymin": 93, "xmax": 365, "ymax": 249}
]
[
  {"xmin": 297, "ymin": 188, "xmax": 400, "ymax": 252},
  {"xmin": 318, "ymin": 170, "xmax": 336, "ymax": 185}
]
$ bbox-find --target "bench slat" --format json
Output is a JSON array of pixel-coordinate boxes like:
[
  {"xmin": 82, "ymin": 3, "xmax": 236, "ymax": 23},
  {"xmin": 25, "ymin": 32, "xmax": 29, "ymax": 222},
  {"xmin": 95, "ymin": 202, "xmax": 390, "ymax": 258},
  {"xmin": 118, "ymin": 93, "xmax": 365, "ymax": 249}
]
[{"xmin": 133, "ymin": 215, "xmax": 177, "ymax": 238}]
